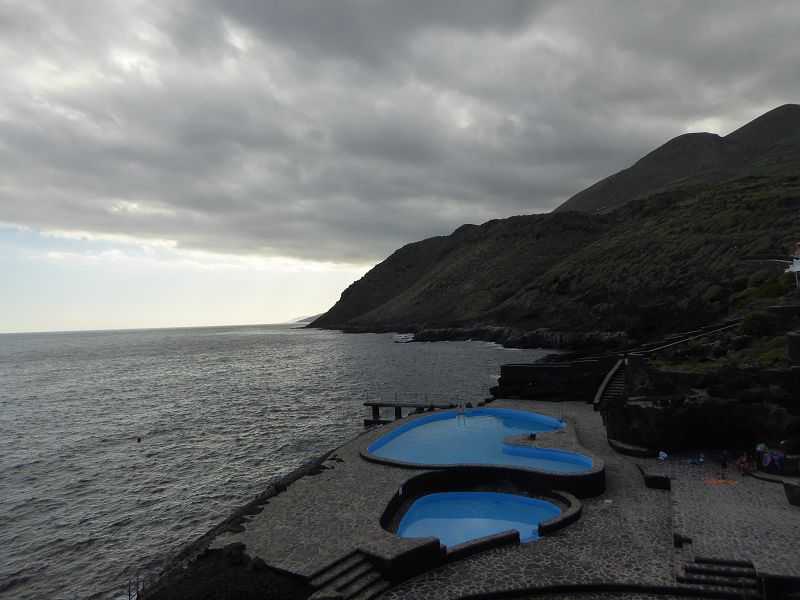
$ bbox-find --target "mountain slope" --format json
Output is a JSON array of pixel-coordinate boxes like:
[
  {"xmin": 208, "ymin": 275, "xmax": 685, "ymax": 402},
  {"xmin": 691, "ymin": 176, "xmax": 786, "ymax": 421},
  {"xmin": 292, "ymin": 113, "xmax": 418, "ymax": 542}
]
[
  {"xmin": 553, "ymin": 132, "xmax": 748, "ymax": 214},
  {"xmin": 554, "ymin": 103, "xmax": 800, "ymax": 214},
  {"xmin": 311, "ymin": 105, "xmax": 800, "ymax": 345},
  {"xmin": 312, "ymin": 212, "xmax": 608, "ymax": 330},
  {"xmin": 495, "ymin": 174, "xmax": 800, "ymax": 337}
]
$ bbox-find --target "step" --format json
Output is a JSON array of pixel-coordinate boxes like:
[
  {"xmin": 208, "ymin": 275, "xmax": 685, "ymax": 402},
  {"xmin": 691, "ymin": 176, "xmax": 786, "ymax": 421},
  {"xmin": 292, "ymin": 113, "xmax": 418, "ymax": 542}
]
[
  {"xmin": 694, "ymin": 556, "xmax": 756, "ymax": 569},
  {"xmin": 328, "ymin": 561, "xmax": 373, "ymax": 592},
  {"xmin": 347, "ymin": 577, "xmax": 391, "ymax": 600},
  {"xmin": 310, "ymin": 553, "xmax": 366, "ymax": 588},
  {"xmin": 685, "ymin": 564, "xmax": 758, "ymax": 579},
  {"xmin": 339, "ymin": 570, "xmax": 383, "ymax": 599},
  {"xmin": 677, "ymin": 573, "xmax": 758, "ymax": 589}
]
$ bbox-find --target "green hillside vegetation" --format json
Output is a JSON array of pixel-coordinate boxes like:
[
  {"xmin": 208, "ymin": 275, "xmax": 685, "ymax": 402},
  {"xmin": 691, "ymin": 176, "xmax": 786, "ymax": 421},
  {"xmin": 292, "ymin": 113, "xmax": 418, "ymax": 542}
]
[
  {"xmin": 328, "ymin": 212, "xmax": 608, "ymax": 329},
  {"xmin": 496, "ymin": 174, "xmax": 800, "ymax": 338},
  {"xmin": 311, "ymin": 105, "xmax": 800, "ymax": 346}
]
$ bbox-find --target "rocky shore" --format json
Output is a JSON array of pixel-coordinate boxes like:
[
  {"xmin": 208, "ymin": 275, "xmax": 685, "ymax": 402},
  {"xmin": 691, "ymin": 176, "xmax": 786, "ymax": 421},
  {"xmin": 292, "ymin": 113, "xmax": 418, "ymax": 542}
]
[
  {"xmin": 141, "ymin": 454, "xmax": 334, "ymax": 600},
  {"xmin": 412, "ymin": 325, "xmax": 629, "ymax": 351}
]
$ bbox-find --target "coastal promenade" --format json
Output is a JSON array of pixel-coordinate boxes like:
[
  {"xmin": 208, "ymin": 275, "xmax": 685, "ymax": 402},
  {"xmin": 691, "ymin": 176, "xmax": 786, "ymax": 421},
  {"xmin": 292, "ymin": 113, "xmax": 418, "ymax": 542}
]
[{"xmin": 149, "ymin": 400, "xmax": 800, "ymax": 599}]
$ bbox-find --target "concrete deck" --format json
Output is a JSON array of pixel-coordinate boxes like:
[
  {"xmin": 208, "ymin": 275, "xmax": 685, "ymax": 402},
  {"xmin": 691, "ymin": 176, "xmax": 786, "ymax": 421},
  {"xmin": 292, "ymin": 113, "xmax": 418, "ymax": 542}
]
[{"xmin": 206, "ymin": 400, "xmax": 799, "ymax": 599}]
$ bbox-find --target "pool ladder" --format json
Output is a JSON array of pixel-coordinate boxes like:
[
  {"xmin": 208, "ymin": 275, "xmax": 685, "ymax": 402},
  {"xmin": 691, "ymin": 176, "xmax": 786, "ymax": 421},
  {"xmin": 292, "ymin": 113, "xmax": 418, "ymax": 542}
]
[
  {"xmin": 456, "ymin": 395, "xmax": 467, "ymax": 416},
  {"xmin": 556, "ymin": 409, "xmax": 564, "ymax": 424}
]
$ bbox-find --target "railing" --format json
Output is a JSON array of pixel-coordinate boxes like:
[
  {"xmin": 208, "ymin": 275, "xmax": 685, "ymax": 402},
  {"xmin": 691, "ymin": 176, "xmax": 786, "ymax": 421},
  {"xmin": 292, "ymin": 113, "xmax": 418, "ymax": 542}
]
[
  {"xmin": 375, "ymin": 391, "xmax": 462, "ymax": 405},
  {"xmin": 363, "ymin": 391, "xmax": 466, "ymax": 427},
  {"xmin": 592, "ymin": 358, "xmax": 625, "ymax": 409},
  {"xmin": 636, "ymin": 320, "xmax": 741, "ymax": 355}
]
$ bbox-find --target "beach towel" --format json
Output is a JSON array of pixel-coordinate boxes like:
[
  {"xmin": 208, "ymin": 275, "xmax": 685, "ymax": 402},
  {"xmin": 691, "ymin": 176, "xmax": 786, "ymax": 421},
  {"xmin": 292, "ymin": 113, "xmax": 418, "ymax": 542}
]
[{"xmin": 704, "ymin": 479, "xmax": 739, "ymax": 487}]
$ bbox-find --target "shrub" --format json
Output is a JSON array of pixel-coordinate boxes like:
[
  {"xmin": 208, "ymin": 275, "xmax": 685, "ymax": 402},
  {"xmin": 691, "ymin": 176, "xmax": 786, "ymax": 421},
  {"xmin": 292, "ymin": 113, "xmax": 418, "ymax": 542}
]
[
  {"xmin": 729, "ymin": 287, "xmax": 756, "ymax": 308},
  {"xmin": 731, "ymin": 274, "xmax": 749, "ymax": 291},
  {"xmin": 752, "ymin": 280, "xmax": 793, "ymax": 299},
  {"xmin": 702, "ymin": 285, "xmax": 724, "ymax": 304},
  {"xmin": 748, "ymin": 269, "xmax": 774, "ymax": 288},
  {"xmin": 737, "ymin": 311, "xmax": 779, "ymax": 336}
]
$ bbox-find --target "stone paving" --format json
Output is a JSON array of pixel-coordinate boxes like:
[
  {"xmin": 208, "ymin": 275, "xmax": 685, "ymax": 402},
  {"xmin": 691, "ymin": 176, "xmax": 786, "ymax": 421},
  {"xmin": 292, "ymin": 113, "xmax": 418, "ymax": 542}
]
[
  {"xmin": 642, "ymin": 453, "xmax": 800, "ymax": 577},
  {"xmin": 204, "ymin": 399, "xmax": 800, "ymax": 599},
  {"xmin": 381, "ymin": 401, "xmax": 676, "ymax": 599},
  {"xmin": 209, "ymin": 424, "xmax": 437, "ymax": 577},
  {"xmin": 512, "ymin": 594, "xmax": 695, "ymax": 600}
]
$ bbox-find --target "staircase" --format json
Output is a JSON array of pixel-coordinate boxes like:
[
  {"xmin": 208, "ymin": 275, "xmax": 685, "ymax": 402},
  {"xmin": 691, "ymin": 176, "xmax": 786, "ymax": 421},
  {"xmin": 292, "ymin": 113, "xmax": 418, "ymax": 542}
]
[
  {"xmin": 677, "ymin": 556, "xmax": 762, "ymax": 599},
  {"xmin": 309, "ymin": 550, "xmax": 391, "ymax": 600},
  {"xmin": 592, "ymin": 359, "xmax": 627, "ymax": 411}
]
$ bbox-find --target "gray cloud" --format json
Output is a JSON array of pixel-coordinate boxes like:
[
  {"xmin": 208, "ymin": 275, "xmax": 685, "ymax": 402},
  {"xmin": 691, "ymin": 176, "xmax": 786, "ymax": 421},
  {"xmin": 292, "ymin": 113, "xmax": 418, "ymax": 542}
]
[{"xmin": 1, "ymin": 0, "xmax": 798, "ymax": 263}]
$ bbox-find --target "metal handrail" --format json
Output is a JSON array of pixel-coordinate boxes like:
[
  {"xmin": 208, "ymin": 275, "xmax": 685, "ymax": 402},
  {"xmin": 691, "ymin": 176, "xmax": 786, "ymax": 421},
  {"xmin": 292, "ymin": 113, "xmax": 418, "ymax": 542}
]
[{"xmin": 592, "ymin": 358, "xmax": 625, "ymax": 408}]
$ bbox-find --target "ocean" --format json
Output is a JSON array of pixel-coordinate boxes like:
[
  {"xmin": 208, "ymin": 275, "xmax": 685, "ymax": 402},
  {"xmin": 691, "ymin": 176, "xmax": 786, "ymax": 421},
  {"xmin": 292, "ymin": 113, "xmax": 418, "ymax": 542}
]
[{"xmin": 0, "ymin": 324, "xmax": 550, "ymax": 599}]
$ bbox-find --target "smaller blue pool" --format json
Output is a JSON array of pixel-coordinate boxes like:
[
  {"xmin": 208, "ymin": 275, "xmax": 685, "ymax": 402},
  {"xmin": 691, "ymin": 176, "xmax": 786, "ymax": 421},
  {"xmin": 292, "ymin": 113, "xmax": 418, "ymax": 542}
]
[{"xmin": 396, "ymin": 492, "xmax": 562, "ymax": 547}]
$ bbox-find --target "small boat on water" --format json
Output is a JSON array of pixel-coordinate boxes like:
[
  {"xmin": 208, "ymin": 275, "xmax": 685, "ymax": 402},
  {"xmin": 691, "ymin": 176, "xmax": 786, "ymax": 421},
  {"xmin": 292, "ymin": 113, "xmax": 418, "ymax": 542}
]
[{"xmin": 392, "ymin": 333, "xmax": 415, "ymax": 343}]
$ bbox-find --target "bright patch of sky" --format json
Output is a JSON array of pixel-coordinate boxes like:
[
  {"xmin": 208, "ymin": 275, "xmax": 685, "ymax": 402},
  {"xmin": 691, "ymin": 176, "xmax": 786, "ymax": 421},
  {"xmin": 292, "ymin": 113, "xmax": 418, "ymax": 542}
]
[{"xmin": 0, "ymin": 226, "xmax": 367, "ymax": 333}]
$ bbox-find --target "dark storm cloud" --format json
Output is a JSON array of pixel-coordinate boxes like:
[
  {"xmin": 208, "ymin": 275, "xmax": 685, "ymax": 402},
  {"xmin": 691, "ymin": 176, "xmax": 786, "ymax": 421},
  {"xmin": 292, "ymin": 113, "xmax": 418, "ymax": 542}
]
[{"xmin": 0, "ymin": 0, "xmax": 798, "ymax": 263}]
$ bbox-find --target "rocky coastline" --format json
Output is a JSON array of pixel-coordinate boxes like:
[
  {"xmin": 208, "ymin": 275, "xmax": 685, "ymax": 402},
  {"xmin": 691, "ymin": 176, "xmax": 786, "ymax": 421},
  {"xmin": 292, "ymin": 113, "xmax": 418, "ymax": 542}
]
[
  {"xmin": 141, "ymin": 453, "xmax": 336, "ymax": 600},
  {"xmin": 321, "ymin": 321, "xmax": 631, "ymax": 352}
]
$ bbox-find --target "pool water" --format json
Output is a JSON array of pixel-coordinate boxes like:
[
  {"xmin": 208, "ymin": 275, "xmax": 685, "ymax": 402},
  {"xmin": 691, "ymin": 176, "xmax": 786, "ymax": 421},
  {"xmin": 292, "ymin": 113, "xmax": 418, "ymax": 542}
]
[
  {"xmin": 396, "ymin": 492, "xmax": 562, "ymax": 546},
  {"xmin": 367, "ymin": 408, "xmax": 592, "ymax": 472}
]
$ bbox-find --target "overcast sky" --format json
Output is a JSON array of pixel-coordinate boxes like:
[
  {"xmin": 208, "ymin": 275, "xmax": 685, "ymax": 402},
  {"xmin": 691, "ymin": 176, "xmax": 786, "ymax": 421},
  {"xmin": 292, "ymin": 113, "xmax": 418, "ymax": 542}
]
[{"xmin": 1, "ymin": 1, "xmax": 799, "ymax": 332}]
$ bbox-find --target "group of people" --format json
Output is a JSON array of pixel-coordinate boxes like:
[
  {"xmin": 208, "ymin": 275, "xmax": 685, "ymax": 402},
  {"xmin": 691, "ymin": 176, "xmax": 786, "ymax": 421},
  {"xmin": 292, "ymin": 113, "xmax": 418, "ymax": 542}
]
[
  {"xmin": 712, "ymin": 445, "xmax": 785, "ymax": 476},
  {"xmin": 655, "ymin": 445, "xmax": 784, "ymax": 477}
]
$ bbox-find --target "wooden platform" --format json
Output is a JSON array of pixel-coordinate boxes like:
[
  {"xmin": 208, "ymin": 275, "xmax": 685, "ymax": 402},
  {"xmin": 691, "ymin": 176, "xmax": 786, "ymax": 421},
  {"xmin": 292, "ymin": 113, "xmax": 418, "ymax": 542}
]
[{"xmin": 362, "ymin": 399, "xmax": 459, "ymax": 427}]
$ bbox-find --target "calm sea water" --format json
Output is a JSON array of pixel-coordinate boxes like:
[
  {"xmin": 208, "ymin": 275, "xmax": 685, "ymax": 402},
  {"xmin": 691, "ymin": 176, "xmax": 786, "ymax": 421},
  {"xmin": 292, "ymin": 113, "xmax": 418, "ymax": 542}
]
[{"xmin": 0, "ymin": 325, "xmax": 549, "ymax": 600}]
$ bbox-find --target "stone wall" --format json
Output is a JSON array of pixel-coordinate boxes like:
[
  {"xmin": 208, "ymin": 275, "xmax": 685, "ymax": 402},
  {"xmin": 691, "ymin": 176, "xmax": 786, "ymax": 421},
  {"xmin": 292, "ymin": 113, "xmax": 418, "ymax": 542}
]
[
  {"xmin": 788, "ymin": 331, "xmax": 800, "ymax": 363},
  {"xmin": 492, "ymin": 358, "xmax": 616, "ymax": 401},
  {"xmin": 604, "ymin": 395, "xmax": 800, "ymax": 450}
]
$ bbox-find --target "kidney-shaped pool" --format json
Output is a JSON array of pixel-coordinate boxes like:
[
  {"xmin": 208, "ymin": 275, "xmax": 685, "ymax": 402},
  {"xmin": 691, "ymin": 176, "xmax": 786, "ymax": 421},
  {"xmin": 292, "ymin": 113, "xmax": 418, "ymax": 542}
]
[{"xmin": 365, "ymin": 408, "xmax": 592, "ymax": 472}]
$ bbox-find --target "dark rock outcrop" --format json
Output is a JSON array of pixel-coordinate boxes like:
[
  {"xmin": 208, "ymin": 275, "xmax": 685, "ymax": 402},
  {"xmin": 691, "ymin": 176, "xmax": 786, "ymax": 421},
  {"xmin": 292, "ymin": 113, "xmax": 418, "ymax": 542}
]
[
  {"xmin": 603, "ymin": 353, "xmax": 800, "ymax": 452},
  {"xmin": 604, "ymin": 395, "xmax": 800, "ymax": 451},
  {"xmin": 789, "ymin": 331, "xmax": 800, "ymax": 363},
  {"xmin": 413, "ymin": 325, "xmax": 628, "ymax": 351}
]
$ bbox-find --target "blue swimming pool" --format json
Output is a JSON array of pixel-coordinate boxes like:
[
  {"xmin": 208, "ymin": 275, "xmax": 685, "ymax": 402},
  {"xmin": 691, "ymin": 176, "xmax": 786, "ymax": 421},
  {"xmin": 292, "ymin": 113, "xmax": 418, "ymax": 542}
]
[
  {"xmin": 396, "ymin": 492, "xmax": 561, "ymax": 546},
  {"xmin": 366, "ymin": 408, "xmax": 592, "ymax": 472}
]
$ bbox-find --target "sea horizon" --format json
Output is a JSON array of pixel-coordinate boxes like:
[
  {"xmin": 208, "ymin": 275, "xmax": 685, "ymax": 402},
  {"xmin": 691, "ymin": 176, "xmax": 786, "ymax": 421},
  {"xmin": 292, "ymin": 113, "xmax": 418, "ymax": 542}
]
[{"xmin": 0, "ymin": 320, "xmax": 311, "ymax": 337}]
